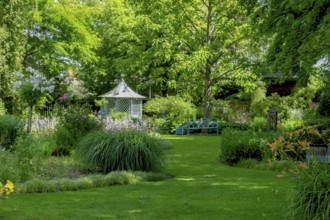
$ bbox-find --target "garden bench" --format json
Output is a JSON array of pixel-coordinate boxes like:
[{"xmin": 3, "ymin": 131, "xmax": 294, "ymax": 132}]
[
  {"xmin": 306, "ymin": 146, "xmax": 330, "ymax": 164},
  {"xmin": 186, "ymin": 118, "xmax": 219, "ymax": 135}
]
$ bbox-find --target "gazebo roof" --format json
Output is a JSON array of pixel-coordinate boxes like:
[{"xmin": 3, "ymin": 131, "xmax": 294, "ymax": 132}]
[{"xmin": 99, "ymin": 79, "xmax": 145, "ymax": 99}]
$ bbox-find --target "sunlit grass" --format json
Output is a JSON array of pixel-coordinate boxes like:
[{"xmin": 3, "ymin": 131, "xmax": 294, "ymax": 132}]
[{"xmin": 0, "ymin": 135, "xmax": 293, "ymax": 220}]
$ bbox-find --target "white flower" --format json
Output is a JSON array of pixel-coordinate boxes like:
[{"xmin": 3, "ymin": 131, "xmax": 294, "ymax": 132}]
[
  {"xmin": 13, "ymin": 67, "xmax": 56, "ymax": 94},
  {"xmin": 16, "ymin": 71, "xmax": 24, "ymax": 78}
]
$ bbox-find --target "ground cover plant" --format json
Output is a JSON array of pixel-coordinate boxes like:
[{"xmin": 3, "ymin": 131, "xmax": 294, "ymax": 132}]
[{"xmin": 0, "ymin": 136, "xmax": 293, "ymax": 220}]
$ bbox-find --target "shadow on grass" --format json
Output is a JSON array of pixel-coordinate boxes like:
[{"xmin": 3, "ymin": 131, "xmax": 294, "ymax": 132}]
[{"xmin": 0, "ymin": 135, "xmax": 292, "ymax": 220}]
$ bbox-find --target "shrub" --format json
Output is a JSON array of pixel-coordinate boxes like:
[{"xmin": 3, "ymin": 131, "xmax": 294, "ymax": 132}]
[
  {"xmin": 219, "ymin": 122, "xmax": 250, "ymax": 133},
  {"xmin": 250, "ymin": 87, "xmax": 268, "ymax": 117},
  {"xmin": 53, "ymin": 126, "xmax": 73, "ymax": 156},
  {"xmin": 250, "ymin": 116, "xmax": 267, "ymax": 132},
  {"xmin": 285, "ymin": 161, "xmax": 330, "ymax": 219},
  {"xmin": 76, "ymin": 130, "xmax": 167, "ymax": 173},
  {"xmin": 318, "ymin": 89, "xmax": 330, "ymax": 117},
  {"xmin": 281, "ymin": 118, "xmax": 304, "ymax": 131},
  {"xmin": 0, "ymin": 150, "xmax": 20, "ymax": 183},
  {"xmin": 54, "ymin": 104, "xmax": 103, "ymax": 153},
  {"xmin": 15, "ymin": 135, "xmax": 43, "ymax": 182},
  {"xmin": 284, "ymin": 87, "xmax": 315, "ymax": 114},
  {"xmin": 0, "ymin": 114, "xmax": 25, "ymax": 150},
  {"xmin": 158, "ymin": 139, "xmax": 173, "ymax": 150},
  {"xmin": 303, "ymin": 117, "xmax": 330, "ymax": 130},
  {"xmin": 109, "ymin": 110, "xmax": 129, "ymax": 120},
  {"xmin": 218, "ymin": 129, "xmax": 277, "ymax": 165},
  {"xmin": 144, "ymin": 96, "xmax": 196, "ymax": 134},
  {"xmin": 211, "ymin": 100, "xmax": 237, "ymax": 122},
  {"xmin": 0, "ymin": 98, "xmax": 6, "ymax": 115}
]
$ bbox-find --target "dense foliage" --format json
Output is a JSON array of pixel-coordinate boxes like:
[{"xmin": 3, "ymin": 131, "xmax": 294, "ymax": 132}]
[
  {"xmin": 318, "ymin": 88, "xmax": 330, "ymax": 117},
  {"xmin": 268, "ymin": 127, "xmax": 330, "ymax": 161},
  {"xmin": 218, "ymin": 129, "xmax": 277, "ymax": 165},
  {"xmin": 0, "ymin": 3, "xmax": 329, "ymax": 218},
  {"xmin": 54, "ymin": 104, "xmax": 103, "ymax": 155},
  {"xmin": 244, "ymin": 0, "xmax": 330, "ymax": 78},
  {"xmin": 0, "ymin": 114, "xmax": 25, "ymax": 150},
  {"xmin": 0, "ymin": 0, "xmax": 30, "ymax": 112},
  {"xmin": 144, "ymin": 96, "xmax": 197, "ymax": 133}
]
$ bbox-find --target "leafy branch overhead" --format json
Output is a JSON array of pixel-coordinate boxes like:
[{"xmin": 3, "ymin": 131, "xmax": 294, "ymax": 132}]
[{"xmin": 247, "ymin": 0, "xmax": 330, "ymax": 76}]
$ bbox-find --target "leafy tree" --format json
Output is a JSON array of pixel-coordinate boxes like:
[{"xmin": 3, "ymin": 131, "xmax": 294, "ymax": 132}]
[
  {"xmin": 243, "ymin": 0, "xmax": 330, "ymax": 78},
  {"xmin": 1, "ymin": 0, "xmax": 101, "ymax": 111},
  {"xmin": 128, "ymin": 0, "xmax": 254, "ymax": 120},
  {"xmin": 0, "ymin": 0, "xmax": 30, "ymax": 112},
  {"xmin": 79, "ymin": 0, "xmax": 139, "ymax": 96},
  {"xmin": 23, "ymin": 0, "xmax": 100, "ymax": 97},
  {"xmin": 80, "ymin": 0, "xmax": 255, "ymax": 119},
  {"xmin": 80, "ymin": 0, "xmax": 181, "ymax": 97}
]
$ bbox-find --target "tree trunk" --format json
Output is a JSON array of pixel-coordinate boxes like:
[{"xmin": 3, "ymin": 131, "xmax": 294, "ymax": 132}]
[
  {"xmin": 27, "ymin": 105, "xmax": 33, "ymax": 133},
  {"xmin": 202, "ymin": 0, "xmax": 213, "ymax": 134},
  {"xmin": 202, "ymin": 62, "xmax": 212, "ymax": 134}
]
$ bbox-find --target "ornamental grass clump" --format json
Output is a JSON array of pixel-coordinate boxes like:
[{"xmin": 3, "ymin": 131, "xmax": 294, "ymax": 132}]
[
  {"xmin": 76, "ymin": 130, "xmax": 166, "ymax": 173},
  {"xmin": 285, "ymin": 161, "xmax": 330, "ymax": 219}
]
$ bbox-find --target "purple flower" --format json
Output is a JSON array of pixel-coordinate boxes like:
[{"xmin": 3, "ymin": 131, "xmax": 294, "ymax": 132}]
[
  {"xmin": 94, "ymin": 111, "xmax": 103, "ymax": 116},
  {"xmin": 60, "ymin": 93, "xmax": 69, "ymax": 102},
  {"xmin": 82, "ymin": 115, "xmax": 87, "ymax": 120}
]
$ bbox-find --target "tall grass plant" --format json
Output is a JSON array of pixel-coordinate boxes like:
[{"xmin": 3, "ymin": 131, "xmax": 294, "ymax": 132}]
[
  {"xmin": 285, "ymin": 161, "xmax": 330, "ymax": 219},
  {"xmin": 76, "ymin": 130, "xmax": 167, "ymax": 173}
]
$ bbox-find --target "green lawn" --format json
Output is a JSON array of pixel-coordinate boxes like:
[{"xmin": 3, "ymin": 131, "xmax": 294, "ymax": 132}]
[{"xmin": 0, "ymin": 136, "xmax": 293, "ymax": 220}]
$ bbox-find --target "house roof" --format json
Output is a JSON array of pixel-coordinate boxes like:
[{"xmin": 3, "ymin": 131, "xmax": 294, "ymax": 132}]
[{"xmin": 99, "ymin": 79, "xmax": 145, "ymax": 99}]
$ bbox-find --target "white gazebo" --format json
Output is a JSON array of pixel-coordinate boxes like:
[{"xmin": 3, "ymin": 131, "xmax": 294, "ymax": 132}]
[{"xmin": 99, "ymin": 78, "xmax": 145, "ymax": 119}]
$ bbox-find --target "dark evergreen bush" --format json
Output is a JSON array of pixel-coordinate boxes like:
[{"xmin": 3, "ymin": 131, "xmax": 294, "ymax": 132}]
[{"xmin": 76, "ymin": 130, "xmax": 166, "ymax": 173}]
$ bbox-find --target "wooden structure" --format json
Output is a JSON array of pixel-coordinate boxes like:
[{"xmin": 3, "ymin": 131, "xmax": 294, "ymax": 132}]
[
  {"xmin": 99, "ymin": 78, "xmax": 145, "ymax": 119},
  {"xmin": 267, "ymin": 110, "xmax": 278, "ymax": 132}
]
